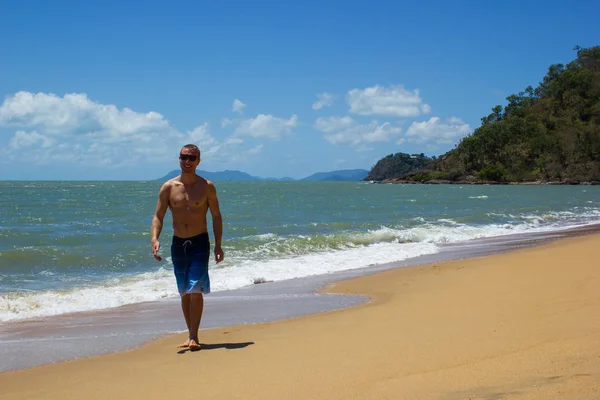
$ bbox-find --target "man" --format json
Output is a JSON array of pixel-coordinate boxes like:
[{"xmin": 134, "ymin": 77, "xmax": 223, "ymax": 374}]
[{"xmin": 151, "ymin": 144, "xmax": 224, "ymax": 351}]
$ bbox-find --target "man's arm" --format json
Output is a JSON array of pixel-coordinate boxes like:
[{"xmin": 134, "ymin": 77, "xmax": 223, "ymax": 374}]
[
  {"xmin": 151, "ymin": 182, "xmax": 170, "ymax": 261},
  {"xmin": 207, "ymin": 181, "xmax": 224, "ymax": 263}
]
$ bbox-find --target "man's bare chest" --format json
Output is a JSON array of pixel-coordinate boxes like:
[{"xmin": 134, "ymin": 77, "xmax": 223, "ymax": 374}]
[{"xmin": 169, "ymin": 185, "xmax": 208, "ymax": 209}]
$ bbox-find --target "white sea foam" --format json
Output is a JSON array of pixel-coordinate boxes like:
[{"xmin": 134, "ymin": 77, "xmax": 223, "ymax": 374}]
[
  {"xmin": 209, "ymin": 241, "xmax": 439, "ymax": 292},
  {"xmin": 0, "ymin": 268, "xmax": 177, "ymax": 322},
  {"xmin": 0, "ymin": 241, "xmax": 439, "ymax": 322},
  {"xmin": 2, "ymin": 210, "xmax": 600, "ymax": 322}
]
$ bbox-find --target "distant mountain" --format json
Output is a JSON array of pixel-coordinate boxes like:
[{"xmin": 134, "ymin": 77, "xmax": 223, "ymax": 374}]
[
  {"xmin": 263, "ymin": 176, "xmax": 296, "ymax": 181},
  {"xmin": 156, "ymin": 170, "xmax": 262, "ymax": 182},
  {"xmin": 300, "ymin": 169, "xmax": 369, "ymax": 181},
  {"xmin": 156, "ymin": 169, "xmax": 369, "ymax": 182}
]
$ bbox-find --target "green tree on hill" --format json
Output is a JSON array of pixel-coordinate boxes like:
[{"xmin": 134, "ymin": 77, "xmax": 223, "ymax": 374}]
[
  {"xmin": 364, "ymin": 152, "xmax": 434, "ymax": 181},
  {"xmin": 384, "ymin": 45, "xmax": 600, "ymax": 184}
]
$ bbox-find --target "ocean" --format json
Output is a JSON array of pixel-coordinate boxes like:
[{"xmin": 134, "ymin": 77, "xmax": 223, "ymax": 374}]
[{"xmin": 2, "ymin": 180, "xmax": 600, "ymax": 324}]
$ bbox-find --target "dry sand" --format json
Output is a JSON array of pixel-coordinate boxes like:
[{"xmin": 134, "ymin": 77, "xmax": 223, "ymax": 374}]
[{"xmin": 1, "ymin": 234, "xmax": 599, "ymax": 400}]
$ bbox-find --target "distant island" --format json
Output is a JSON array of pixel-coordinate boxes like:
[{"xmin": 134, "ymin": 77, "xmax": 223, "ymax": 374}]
[
  {"xmin": 156, "ymin": 169, "xmax": 369, "ymax": 182},
  {"xmin": 366, "ymin": 45, "xmax": 600, "ymax": 185}
]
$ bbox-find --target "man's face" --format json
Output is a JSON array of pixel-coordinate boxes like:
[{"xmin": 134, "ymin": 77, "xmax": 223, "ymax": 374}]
[{"xmin": 179, "ymin": 147, "xmax": 200, "ymax": 173}]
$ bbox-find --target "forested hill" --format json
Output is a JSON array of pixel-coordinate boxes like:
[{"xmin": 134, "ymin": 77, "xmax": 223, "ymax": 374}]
[
  {"xmin": 364, "ymin": 153, "xmax": 434, "ymax": 181},
  {"xmin": 373, "ymin": 46, "xmax": 600, "ymax": 184}
]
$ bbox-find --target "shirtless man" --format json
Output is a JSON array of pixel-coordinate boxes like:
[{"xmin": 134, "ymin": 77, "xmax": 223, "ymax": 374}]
[{"xmin": 151, "ymin": 144, "xmax": 224, "ymax": 351}]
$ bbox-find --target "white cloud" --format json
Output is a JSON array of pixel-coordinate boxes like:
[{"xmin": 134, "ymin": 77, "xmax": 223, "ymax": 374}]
[
  {"xmin": 186, "ymin": 123, "xmax": 221, "ymax": 158},
  {"xmin": 314, "ymin": 116, "xmax": 402, "ymax": 148},
  {"xmin": 404, "ymin": 116, "xmax": 471, "ymax": 144},
  {"xmin": 314, "ymin": 116, "xmax": 355, "ymax": 133},
  {"xmin": 0, "ymin": 91, "xmax": 221, "ymax": 166},
  {"xmin": 235, "ymin": 114, "xmax": 298, "ymax": 140},
  {"xmin": 187, "ymin": 123, "xmax": 213, "ymax": 144},
  {"xmin": 221, "ymin": 118, "xmax": 232, "ymax": 127},
  {"xmin": 232, "ymin": 99, "xmax": 247, "ymax": 114},
  {"xmin": 9, "ymin": 130, "xmax": 54, "ymax": 149},
  {"xmin": 312, "ymin": 92, "xmax": 334, "ymax": 110},
  {"xmin": 0, "ymin": 91, "xmax": 171, "ymax": 137},
  {"xmin": 346, "ymin": 84, "xmax": 431, "ymax": 117}
]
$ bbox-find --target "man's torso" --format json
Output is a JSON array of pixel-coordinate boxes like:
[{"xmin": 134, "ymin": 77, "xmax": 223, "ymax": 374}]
[{"xmin": 168, "ymin": 176, "xmax": 210, "ymax": 238}]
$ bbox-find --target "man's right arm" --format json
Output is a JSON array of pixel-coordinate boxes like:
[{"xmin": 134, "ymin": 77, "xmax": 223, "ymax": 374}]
[{"xmin": 151, "ymin": 182, "xmax": 170, "ymax": 261}]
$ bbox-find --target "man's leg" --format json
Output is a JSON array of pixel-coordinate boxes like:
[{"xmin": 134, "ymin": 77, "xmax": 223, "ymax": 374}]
[
  {"xmin": 188, "ymin": 293, "xmax": 204, "ymax": 350},
  {"xmin": 179, "ymin": 294, "xmax": 192, "ymax": 347},
  {"xmin": 185, "ymin": 233, "xmax": 210, "ymax": 350}
]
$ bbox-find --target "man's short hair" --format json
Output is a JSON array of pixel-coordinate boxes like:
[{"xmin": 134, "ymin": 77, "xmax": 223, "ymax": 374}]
[{"xmin": 182, "ymin": 144, "xmax": 200, "ymax": 156}]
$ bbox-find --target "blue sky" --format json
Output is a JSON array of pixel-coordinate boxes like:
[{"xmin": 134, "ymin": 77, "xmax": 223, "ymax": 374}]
[{"xmin": 0, "ymin": 0, "xmax": 598, "ymax": 180}]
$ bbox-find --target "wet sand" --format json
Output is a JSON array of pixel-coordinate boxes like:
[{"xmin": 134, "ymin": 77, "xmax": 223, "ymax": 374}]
[{"xmin": 1, "ymin": 232, "xmax": 599, "ymax": 399}]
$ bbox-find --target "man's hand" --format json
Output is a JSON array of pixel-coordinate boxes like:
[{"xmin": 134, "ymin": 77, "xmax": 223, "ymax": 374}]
[
  {"xmin": 214, "ymin": 245, "xmax": 224, "ymax": 264},
  {"xmin": 152, "ymin": 240, "xmax": 162, "ymax": 261}
]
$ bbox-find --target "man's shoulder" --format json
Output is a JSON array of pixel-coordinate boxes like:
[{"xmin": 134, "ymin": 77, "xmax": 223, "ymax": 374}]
[
  {"xmin": 205, "ymin": 178, "xmax": 215, "ymax": 187},
  {"xmin": 195, "ymin": 176, "xmax": 218, "ymax": 195},
  {"xmin": 161, "ymin": 177, "xmax": 180, "ymax": 189},
  {"xmin": 194, "ymin": 175, "xmax": 215, "ymax": 186}
]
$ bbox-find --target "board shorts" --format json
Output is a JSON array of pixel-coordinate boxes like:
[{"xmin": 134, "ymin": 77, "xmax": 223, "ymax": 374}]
[{"xmin": 171, "ymin": 232, "xmax": 211, "ymax": 295}]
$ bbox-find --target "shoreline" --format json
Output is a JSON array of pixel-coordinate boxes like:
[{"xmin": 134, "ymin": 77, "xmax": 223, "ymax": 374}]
[
  {"xmin": 1, "ymin": 228, "xmax": 599, "ymax": 398},
  {"xmin": 369, "ymin": 178, "xmax": 600, "ymax": 185},
  {"xmin": 1, "ymin": 222, "xmax": 600, "ymax": 373}
]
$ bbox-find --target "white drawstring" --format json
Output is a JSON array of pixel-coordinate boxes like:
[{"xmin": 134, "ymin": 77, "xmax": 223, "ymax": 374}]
[{"xmin": 182, "ymin": 240, "xmax": 192, "ymax": 255}]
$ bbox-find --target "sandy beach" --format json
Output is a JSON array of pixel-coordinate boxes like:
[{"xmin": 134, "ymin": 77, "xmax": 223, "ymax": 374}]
[{"xmin": 1, "ymin": 234, "xmax": 599, "ymax": 400}]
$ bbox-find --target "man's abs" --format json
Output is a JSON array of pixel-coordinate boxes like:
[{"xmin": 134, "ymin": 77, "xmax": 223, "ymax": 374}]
[{"xmin": 170, "ymin": 208, "xmax": 209, "ymax": 239}]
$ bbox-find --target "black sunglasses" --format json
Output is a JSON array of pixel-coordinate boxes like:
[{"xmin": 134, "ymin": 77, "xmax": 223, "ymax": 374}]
[{"xmin": 179, "ymin": 154, "xmax": 198, "ymax": 162}]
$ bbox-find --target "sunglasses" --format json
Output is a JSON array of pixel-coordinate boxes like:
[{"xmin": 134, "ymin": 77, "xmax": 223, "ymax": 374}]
[{"xmin": 179, "ymin": 154, "xmax": 199, "ymax": 162}]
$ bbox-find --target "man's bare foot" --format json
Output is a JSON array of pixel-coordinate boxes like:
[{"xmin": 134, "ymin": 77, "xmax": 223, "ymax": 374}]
[
  {"xmin": 177, "ymin": 338, "xmax": 191, "ymax": 349},
  {"xmin": 189, "ymin": 339, "xmax": 201, "ymax": 351}
]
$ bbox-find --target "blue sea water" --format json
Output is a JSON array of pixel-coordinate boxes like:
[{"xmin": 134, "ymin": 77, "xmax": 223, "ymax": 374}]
[{"xmin": 1, "ymin": 181, "xmax": 599, "ymax": 322}]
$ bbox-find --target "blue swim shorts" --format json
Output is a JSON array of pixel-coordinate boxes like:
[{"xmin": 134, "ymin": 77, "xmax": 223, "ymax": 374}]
[{"xmin": 171, "ymin": 232, "xmax": 211, "ymax": 295}]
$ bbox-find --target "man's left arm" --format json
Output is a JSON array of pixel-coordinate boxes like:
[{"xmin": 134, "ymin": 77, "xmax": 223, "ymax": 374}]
[{"xmin": 207, "ymin": 181, "xmax": 224, "ymax": 263}]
